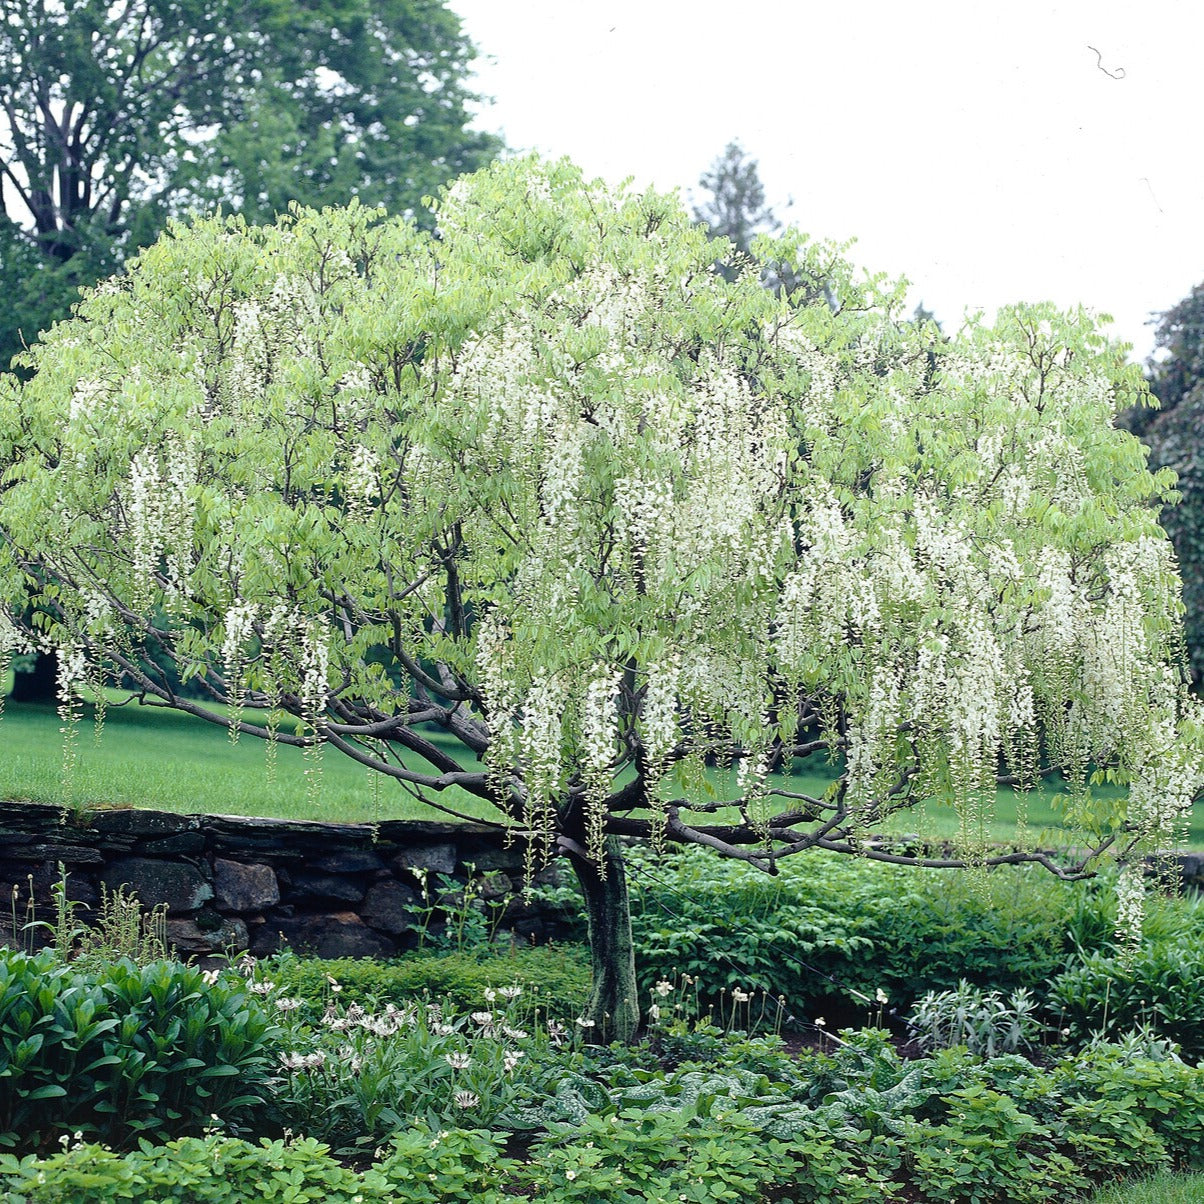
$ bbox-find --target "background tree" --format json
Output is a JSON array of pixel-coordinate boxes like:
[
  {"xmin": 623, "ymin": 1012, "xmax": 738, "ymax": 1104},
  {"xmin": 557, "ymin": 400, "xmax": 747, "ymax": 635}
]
[
  {"xmin": 1, "ymin": 158, "xmax": 1200, "ymax": 1042},
  {"xmin": 0, "ymin": 0, "xmax": 498, "ymax": 367},
  {"xmin": 175, "ymin": 0, "xmax": 499, "ymax": 227},
  {"xmin": 693, "ymin": 140, "xmax": 840, "ymax": 306},
  {"xmin": 693, "ymin": 141, "xmax": 778, "ymax": 265},
  {"xmin": 0, "ymin": 0, "xmax": 498, "ymax": 700},
  {"xmin": 1123, "ymin": 285, "xmax": 1204, "ymax": 688}
]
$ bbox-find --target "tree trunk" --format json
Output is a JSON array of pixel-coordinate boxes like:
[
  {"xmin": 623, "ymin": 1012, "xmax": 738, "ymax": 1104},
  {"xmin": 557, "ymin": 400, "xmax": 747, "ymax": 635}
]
[
  {"xmin": 10, "ymin": 649, "xmax": 57, "ymax": 704},
  {"xmin": 566, "ymin": 836, "xmax": 640, "ymax": 1045}
]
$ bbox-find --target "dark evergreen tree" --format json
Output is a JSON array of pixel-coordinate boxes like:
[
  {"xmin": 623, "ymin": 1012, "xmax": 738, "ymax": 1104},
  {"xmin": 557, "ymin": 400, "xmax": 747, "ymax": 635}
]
[
  {"xmin": 692, "ymin": 141, "xmax": 832, "ymax": 306},
  {"xmin": 1133, "ymin": 286, "xmax": 1204, "ymax": 686}
]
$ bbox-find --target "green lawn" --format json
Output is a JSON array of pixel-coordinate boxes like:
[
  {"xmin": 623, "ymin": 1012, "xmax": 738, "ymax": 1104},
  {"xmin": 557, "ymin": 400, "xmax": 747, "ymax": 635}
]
[
  {"xmin": 1, "ymin": 685, "xmax": 1201, "ymax": 849},
  {"xmin": 0, "ymin": 693, "xmax": 496, "ymax": 823},
  {"xmin": 1088, "ymin": 1173, "xmax": 1204, "ymax": 1203}
]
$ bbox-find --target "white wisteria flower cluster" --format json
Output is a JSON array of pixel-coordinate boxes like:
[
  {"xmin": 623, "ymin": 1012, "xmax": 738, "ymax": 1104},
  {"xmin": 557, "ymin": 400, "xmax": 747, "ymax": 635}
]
[{"xmin": 0, "ymin": 155, "xmax": 1199, "ymax": 951}]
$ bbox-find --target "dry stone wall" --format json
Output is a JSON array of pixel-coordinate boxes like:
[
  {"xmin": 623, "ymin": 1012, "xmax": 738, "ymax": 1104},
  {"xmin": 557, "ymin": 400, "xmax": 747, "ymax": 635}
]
[
  {"xmin": 4, "ymin": 801, "xmax": 1204, "ymax": 963},
  {"xmin": 0, "ymin": 802, "xmax": 577, "ymax": 961}
]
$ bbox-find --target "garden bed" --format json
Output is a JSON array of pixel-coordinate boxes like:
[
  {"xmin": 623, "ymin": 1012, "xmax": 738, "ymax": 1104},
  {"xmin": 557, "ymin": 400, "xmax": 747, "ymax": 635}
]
[
  {"xmin": 3, "ymin": 943, "xmax": 1204, "ymax": 1202},
  {"xmin": 5, "ymin": 842, "xmax": 1204, "ymax": 1201}
]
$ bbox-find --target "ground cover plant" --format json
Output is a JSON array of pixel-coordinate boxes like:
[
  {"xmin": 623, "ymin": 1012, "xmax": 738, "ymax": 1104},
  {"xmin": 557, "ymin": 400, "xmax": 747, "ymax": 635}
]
[
  {"xmin": 2, "ymin": 154, "xmax": 1201, "ymax": 1046},
  {"xmin": 623, "ymin": 846, "xmax": 1204, "ymax": 1063},
  {"xmin": 5, "ymin": 840, "xmax": 1204, "ymax": 1199},
  {"xmin": 6, "ymin": 948, "xmax": 1204, "ymax": 1202}
]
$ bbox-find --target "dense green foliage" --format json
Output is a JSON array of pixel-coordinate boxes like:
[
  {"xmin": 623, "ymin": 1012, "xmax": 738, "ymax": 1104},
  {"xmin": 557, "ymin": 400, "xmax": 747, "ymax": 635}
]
[
  {"xmin": 624, "ymin": 846, "xmax": 1118, "ymax": 1017},
  {"xmin": 1049, "ymin": 920, "xmax": 1204, "ymax": 1058},
  {"xmin": 5, "ymin": 1020, "xmax": 1204, "ymax": 1201},
  {"xmin": 261, "ymin": 984, "xmax": 565, "ymax": 1151},
  {"xmin": 6, "ymin": 881, "xmax": 1204, "ymax": 1202},
  {"xmin": 0, "ymin": 1129, "xmax": 509, "ymax": 1204},
  {"xmin": 0, "ymin": 950, "xmax": 274, "ymax": 1151},
  {"xmin": 624, "ymin": 845, "xmax": 1204, "ymax": 1061},
  {"xmin": 262, "ymin": 946, "xmax": 591, "ymax": 1027}
]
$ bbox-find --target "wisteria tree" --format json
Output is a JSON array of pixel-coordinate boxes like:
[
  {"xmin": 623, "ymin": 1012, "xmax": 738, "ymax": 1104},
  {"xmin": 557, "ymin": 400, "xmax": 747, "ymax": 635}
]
[{"xmin": 1, "ymin": 158, "xmax": 1201, "ymax": 1041}]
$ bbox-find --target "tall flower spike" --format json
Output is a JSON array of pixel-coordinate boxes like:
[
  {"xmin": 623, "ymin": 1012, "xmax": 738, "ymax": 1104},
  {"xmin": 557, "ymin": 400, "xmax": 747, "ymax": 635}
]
[
  {"xmin": 222, "ymin": 603, "xmax": 258, "ymax": 744},
  {"xmin": 56, "ymin": 641, "xmax": 88, "ymax": 797},
  {"xmin": 125, "ymin": 448, "xmax": 165, "ymax": 612},
  {"xmin": 300, "ymin": 618, "xmax": 330, "ymax": 803},
  {"xmin": 641, "ymin": 659, "xmax": 680, "ymax": 848},
  {"xmin": 521, "ymin": 673, "xmax": 568, "ymax": 880},
  {"xmin": 581, "ymin": 667, "xmax": 622, "ymax": 873}
]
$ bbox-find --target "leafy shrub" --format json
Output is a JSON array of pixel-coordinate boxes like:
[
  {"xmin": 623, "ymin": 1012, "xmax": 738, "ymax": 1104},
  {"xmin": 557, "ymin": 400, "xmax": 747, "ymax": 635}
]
[
  {"xmin": 262, "ymin": 991, "xmax": 563, "ymax": 1152},
  {"xmin": 0, "ymin": 1127, "xmax": 518, "ymax": 1203},
  {"xmin": 1048, "ymin": 933, "xmax": 1204, "ymax": 1060},
  {"xmin": 910, "ymin": 1048, "xmax": 1050, "ymax": 1127},
  {"xmin": 904, "ymin": 1082, "xmax": 1089, "ymax": 1202},
  {"xmin": 625, "ymin": 845, "xmax": 879, "ymax": 1015},
  {"xmin": 0, "ymin": 1135, "xmax": 373, "ymax": 1203},
  {"xmin": 372, "ymin": 1124, "xmax": 516, "ymax": 1203},
  {"xmin": 0, "ymin": 949, "xmax": 274, "ymax": 1151},
  {"xmin": 1054, "ymin": 1096, "xmax": 1171, "ymax": 1183},
  {"xmin": 516, "ymin": 1109, "xmax": 799, "ymax": 1203},
  {"xmin": 856, "ymin": 865, "xmax": 1111, "ymax": 1004},
  {"xmin": 258, "ymin": 944, "xmax": 591, "ymax": 1025},
  {"xmin": 908, "ymin": 979, "xmax": 1042, "ymax": 1056},
  {"xmin": 624, "ymin": 845, "xmax": 1113, "ymax": 1020},
  {"xmin": 1051, "ymin": 1042, "xmax": 1204, "ymax": 1167}
]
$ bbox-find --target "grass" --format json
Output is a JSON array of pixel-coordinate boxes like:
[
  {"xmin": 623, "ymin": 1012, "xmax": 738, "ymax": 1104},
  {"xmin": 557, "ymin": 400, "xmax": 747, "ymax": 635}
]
[
  {"xmin": 0, "ymin": 694, "xmax": 497, "ymax": 822},
  {"xmin": 1088, "ymin": 1173, "xmax": 1204, "ymax": 1203},
  {"xmin": 1, "ymin": 684, "xmax": 1201, "ymax": 849}
]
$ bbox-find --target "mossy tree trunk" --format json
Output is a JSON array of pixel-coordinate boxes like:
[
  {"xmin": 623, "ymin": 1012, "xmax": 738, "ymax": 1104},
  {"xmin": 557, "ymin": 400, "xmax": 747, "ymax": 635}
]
[{"xmin": 565, "ymin": 836, "xmax": 640, "ymax": 1045}]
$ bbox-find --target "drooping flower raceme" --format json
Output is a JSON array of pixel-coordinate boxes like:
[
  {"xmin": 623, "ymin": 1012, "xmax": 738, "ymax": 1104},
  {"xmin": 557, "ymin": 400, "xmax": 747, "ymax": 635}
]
[{"xmin": 0, "ymin": 157, "xmax": 1198, "ymax": 929}]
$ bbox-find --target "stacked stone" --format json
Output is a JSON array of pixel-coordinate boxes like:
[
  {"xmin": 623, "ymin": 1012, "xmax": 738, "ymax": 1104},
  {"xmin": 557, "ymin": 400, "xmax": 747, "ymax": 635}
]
[
  {"xmin": 4, "ymin": 801, "xmax": 1202, "ymax": 961},
  {"xmin": 0, "ymin": 802, "xmax": 572, "ymax": 961}
]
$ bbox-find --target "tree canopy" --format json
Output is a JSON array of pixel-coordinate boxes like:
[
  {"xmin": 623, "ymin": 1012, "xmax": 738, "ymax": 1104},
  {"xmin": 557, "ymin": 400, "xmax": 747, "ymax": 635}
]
[
  {"xmin": 1, "ymin": 157, "xmax": 1200, "ymax": 1038},
  {"xmin": 0, "ymin": 0, "xmax": 499, "ymax": 366},
  {"xmin": 693, "ymin": 140, "xmax": 834, "ymax": 304},
  {"xmin": 693, "ymin": 141, "xmax": 778, "ymax": 254}
]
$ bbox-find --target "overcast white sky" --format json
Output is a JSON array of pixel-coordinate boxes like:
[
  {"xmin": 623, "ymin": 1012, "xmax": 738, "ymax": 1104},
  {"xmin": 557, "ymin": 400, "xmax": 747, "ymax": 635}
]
[{"xmin": 455, "ymin": 0, "xmax": 1204, "ymax": 363}]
